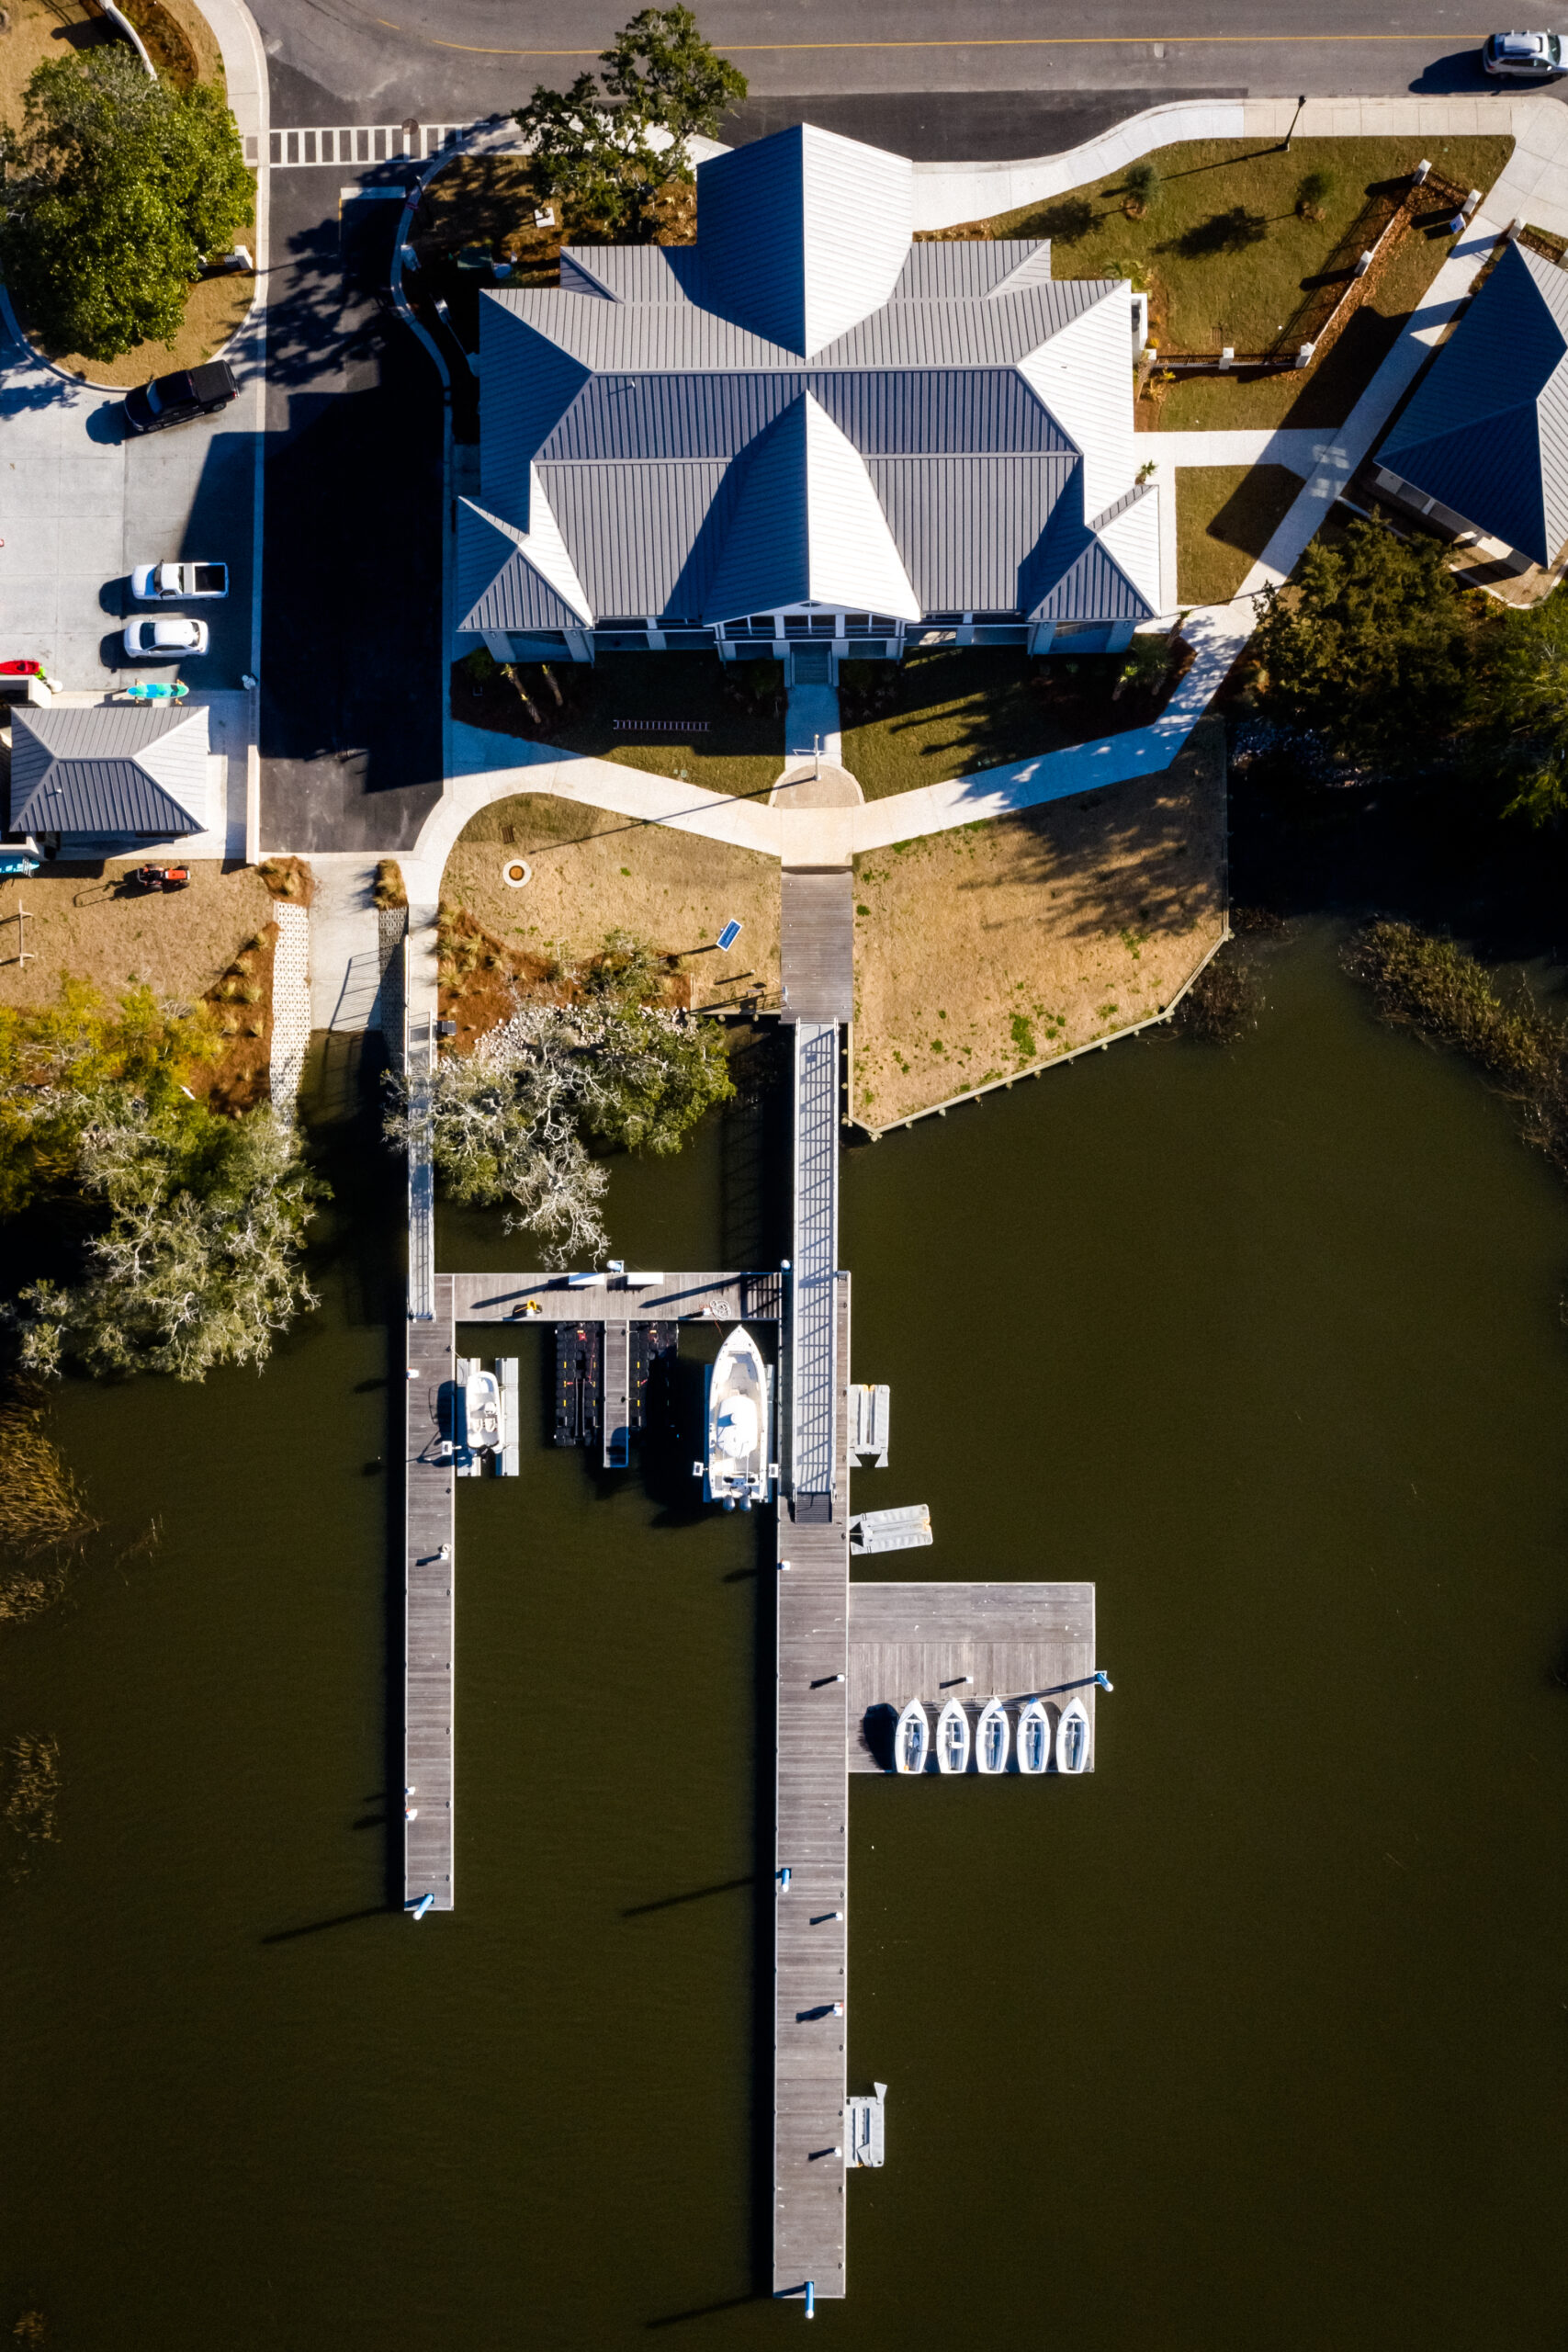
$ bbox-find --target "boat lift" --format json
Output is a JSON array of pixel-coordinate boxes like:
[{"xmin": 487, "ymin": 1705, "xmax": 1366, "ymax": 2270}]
[
  {"xmin": 848, "ymin": 1382, "xmax": 889, "ymax": 1467},
  {"xmin": 846, "ymin": 2083, "xmax": 887, "ymax": 2167}
]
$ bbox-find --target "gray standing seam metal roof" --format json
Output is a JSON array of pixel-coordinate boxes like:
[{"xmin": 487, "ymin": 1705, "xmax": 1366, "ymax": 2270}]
[
  {"xmin": 466, "ymin": 122, "xmax": 1153, "ymax": 634},
  {"xmin": 1380, "ymin": 241, "xmax": 1568, "ymax": 566},
  {"xmin": 9, "ymin": 702, "xmax": 210, "ymax": 835}
]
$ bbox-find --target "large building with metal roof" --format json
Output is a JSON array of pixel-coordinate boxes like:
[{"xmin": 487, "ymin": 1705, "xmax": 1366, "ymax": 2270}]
[
  {"xmin": 457, "ymin": 121, "xmax": 1160, "ymax": 680},
  {"xmin": 1374, "ymin": 241, "xmax": 1568, "ymax": 572},
  {"xmin": 8, "ymin": 701, "xmax": 211, "ymax": 842}
]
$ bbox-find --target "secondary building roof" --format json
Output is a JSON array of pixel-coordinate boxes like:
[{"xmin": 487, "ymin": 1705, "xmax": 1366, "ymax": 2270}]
[
  {"xmin": 459, "ymin": 121, "xmax": 1158, "ymax": 635},
  {"xmin": 1379, "ymin": 240, "xmax": 1568, "ymax": 567},
  {"xmin": 9, "ymin": 701, "xmax": 210, "ymax": 836}
]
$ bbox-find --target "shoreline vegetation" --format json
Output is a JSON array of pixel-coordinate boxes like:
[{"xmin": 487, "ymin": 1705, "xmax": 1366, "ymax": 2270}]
[{"xmin": 1346, "ymin": 922, "xmax": 1568, "ymax": 1177}]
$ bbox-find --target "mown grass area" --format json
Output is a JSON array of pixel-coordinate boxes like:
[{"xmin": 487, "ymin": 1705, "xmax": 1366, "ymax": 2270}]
[
  {"xmin": 1177, "ymin": 464, "xmax": 1304, "ymax": 604},
  {"xmin": 839, "ymin": 645, "xmax": 1182, "ymax": 799},
  {"xmin": 948, "ymin": 134, "xmax": 1512, "ymax": 431},
  {"xmin": 455, "ymin": 651, "xmax": 784, "ymax": 804}
]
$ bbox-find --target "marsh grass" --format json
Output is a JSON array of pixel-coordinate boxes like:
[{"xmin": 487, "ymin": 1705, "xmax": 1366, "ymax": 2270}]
[
  {"xmin": 1346, "ymin": 922, "xmax": 1568, "ymax": 1173},
  {"xmin": 2, "ymin": 1734, "xmax": 62, "ymax": 1878},
  {"xmin": 0, "ymin": 1385, "xmax": 97, "ymax": 1560}
]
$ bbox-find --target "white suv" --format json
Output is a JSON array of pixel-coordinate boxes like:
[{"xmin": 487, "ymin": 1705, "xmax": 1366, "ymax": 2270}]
[{"xmin": 1483, "ymin": 29, "xmax": 1565, "ymax": 74}]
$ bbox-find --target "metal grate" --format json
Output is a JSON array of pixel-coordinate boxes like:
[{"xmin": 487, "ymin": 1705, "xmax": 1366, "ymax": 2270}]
[{"xmin": 789, "ymin": 1022, "xmax": 840, "ymax": 1499}]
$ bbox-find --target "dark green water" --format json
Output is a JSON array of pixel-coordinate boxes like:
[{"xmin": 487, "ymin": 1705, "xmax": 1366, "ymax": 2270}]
[{"xmin": 4, "ymin": 924, "xmax": 1567, "ymax": 2348}]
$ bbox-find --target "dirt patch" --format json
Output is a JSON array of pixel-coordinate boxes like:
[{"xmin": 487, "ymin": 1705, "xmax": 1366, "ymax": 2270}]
[
  {"xmin": 0, "ymin": 859, "xmax": 275, "ymax": 1012},
  {"xmin": 197, "ymin": 916, "xmax": 276, "ymax": 1110},
  {"xmin": 851, "ymin": 718, "xmax": 1227, "ymax": 1128},
  {"xmin": 0, "ymin": 0, "xmax": 117, "ymax": 132},
  {"xmin": 441, "ymin": 790, "xmax": 782, "ymax": 1035},
  {"xmin": 1177, "ymin": 465, "xmax": 1304, "ymax": 603},
  {"xmin": 410, "ymin": 152, "xmax": 695, "ymax": 289}
]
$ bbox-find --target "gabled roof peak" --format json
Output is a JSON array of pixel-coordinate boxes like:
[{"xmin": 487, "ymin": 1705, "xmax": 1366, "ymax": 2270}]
[{"xmin": 696, "ymin": 121, "xmax": 913, "ymax": 358}]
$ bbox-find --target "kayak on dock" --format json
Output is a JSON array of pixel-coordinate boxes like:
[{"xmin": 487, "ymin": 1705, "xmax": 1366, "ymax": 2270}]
[
  {"xmin": 894, "ymin": 1699, "xmax": 930, "ymax": 1775},
  {"xmin": 1056, "ymin": 1695, "xmax": 1090, "ymax": 1773},
  {"xmin": 935, "ymin": 1697, "xmax": 970, "ymax": 1775},
  {"xmin": 975, "ymin": 1698, "xmax": 1010, "ymax": 1775},
  {"xmin": 1016, "ymin": 1697, "xmax": 1050, "ymax": 1775}
]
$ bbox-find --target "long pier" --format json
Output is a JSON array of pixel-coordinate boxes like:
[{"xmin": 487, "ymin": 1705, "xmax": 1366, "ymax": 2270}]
[
  {"xmin": 400, "ymin": 858, "xmax": 1100, "ymax": 2304},
  {"xmin": 404, "ymin": 1273, "xmax": 456, "ymax": 1911}
]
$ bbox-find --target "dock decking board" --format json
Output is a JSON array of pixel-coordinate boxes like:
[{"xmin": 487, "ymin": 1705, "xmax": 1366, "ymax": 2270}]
[
  {"xmin": 773, "ymin": 1273, "xmax": 851, "ymax": 2303},
  {"xmin": 449, "ymin": 1271, "xmax": 784, "ymax": 1324},
  {"xmin": 781, "ymin": 868, "xmax": 855, "ymax": 1024},
  {"xmin": 404, "ymin": 1274, "xmax": 456, "ymax": 1909}
]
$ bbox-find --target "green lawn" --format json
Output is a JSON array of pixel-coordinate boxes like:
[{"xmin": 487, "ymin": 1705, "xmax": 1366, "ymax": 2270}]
[
  {"xmin": 948, "ymin": 134, "xmax": 1513, "ymax": 430},
  {"xmin": 456, "ymin": 650, "xmax": 785, "ymax": 802},
  {"xmin": 839, "ymin": 647, "xmax": 1171, "ymax": 799},
  {"xmin": 1176, "ymin": 464, "xmax": 1304, "ymax": 604}
]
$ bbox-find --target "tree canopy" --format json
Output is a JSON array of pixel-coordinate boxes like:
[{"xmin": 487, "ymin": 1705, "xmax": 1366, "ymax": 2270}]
[
  {"xmin": 1249, "ymin": 517, "xmax": 1476, "ymax": 762},
  {"xmin": 513, "ymin": 6, "xmax": 746, "ymax": 235},
  {"xmin": 1487, "ymin": 592, "xmax": 1568, "ymax": 825},
  {"xmin": 386, "ymin": 930, "xmax": 735, "ymax": 1263},
  {"xmin": 1, "ymin": 981, "xmax": 322, "ymax": 1381},
  {"xmin": 0, "ymin": 46, "xmax": 251, "ymax": 359}
]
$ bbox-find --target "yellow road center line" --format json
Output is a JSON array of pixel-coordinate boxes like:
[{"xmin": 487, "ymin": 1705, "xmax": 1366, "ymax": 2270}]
[{"xmin": 356, "ymin": 23, "xmax": 1486, "ymax": 56}]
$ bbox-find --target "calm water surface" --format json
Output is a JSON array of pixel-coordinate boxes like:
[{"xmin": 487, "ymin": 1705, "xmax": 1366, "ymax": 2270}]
[{"xmin": 3, "ymin": 924, "xmax": 1567, "ymax": 2348}]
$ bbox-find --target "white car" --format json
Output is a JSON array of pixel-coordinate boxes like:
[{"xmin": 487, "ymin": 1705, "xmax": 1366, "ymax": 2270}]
[
  {"xmin": 1483, "ymin": 28, "xmax": 1566, "ymax": 74},
  {"xmin": 130, "ymin": 560, "xmax": 229, "ymax": 601},
  {"xmin": 123, "ymin": 616, "xmax": 209, "ymax": 659}
]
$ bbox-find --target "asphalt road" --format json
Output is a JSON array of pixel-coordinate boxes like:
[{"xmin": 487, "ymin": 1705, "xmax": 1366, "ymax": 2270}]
[
  {"xmin": 250, "ymin": 0, "xmax": 1551, "ymax": 130},
  {"xmin": 258, "ymin": 152, "xmax": 445, "ymax": 851}
]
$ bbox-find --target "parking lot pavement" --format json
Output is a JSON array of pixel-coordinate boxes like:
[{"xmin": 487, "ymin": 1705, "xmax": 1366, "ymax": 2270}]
[
  {"xmin": 258, "ymin": 153, "xmax": 445, "ymax": 852},
  {"xmin": 0, "ymin": 315, "xmax": 257, "ymax": 695}
]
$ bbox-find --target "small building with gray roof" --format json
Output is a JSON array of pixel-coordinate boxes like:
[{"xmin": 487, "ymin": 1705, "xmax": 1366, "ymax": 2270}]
[
  {"xmin": 458, "ymin": 121, "xmax": 1160, "ymax": 682},
  {"xmin": 7, "ymin": 701, "xmax": 211, "ymax": 842},
  {"xmin": 1373, "ymin": 241, "xmax": 1568, "ymax": 573}
]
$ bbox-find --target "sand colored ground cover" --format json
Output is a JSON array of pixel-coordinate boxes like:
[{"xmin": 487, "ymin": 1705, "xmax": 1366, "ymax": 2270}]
[
  {"xmin": 0, "ymin": 862, "xmax": 273, "ymax": 1010},
  {"xmin": 851, "ymin": 719, "xmax": 1226, "ymax": 1129},
  {"xmin": 1177, "ymin": 464, "xmax": 1304, "ymax": 603},
  {"xmin": 440, "ymin": 791, "xmax": 783, "ymax": 1023}
]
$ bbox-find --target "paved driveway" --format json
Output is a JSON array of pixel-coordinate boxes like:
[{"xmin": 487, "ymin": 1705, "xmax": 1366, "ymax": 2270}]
[{"xmin": 0, "ymin": 316, "xmax": 257, "ymax": 693}]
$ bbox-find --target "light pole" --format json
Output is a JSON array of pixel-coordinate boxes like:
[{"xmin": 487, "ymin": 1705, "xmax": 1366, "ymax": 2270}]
[{"xmin": 1282, "ymin": 94, "xmax": 1307, "ymax": 153}]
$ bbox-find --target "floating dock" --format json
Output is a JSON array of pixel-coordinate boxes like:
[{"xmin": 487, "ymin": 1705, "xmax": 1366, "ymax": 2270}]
[
  {"xmin": 450, "ymin": 1270, "xmax": 783, "ymax": 1325},
  {"xmin": 846, "ymin": 1582, "xmax": 1096, "ymax": 1773}
]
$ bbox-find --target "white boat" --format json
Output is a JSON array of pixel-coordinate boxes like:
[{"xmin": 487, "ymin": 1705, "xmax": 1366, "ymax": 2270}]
[
  {"xmin": 702, "ymin": 1326, "xmax": 773, "ymax": 1510},
  {"xmin": 463, "ymin": 1365, "xmax": 502, "ymax": 1454},
  {"xmin": 894, "ymin": 1699, "xmax": 929, "ymax": 1775},
  {"xmin": 975, "ymin": 1698, "xmax": 1010, "ymax": 1775},
  {"xmin": 935, "ymin": 1698, "xmax": 971, "ymax": 1775},
  {"xmin": 1016, "ymin": 1697, "xmax": 1050, "ymax": 1775},
  {"xmin": 1056, "ymin": 1695, "xmax": 1091, "ymax": 1773}
]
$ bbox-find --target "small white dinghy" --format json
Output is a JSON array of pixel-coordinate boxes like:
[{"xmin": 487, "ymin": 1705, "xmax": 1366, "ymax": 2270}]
[
  {"xmin": 1016, "ymin": 1697, "xmax": 1051, "ymax": 1775},
  {"xmin": 702, "ymin": 1326, "xmax": 773, "ymax": 1510},
  {"xmin": 894, "ymin": 1699, "xmax": 930, "ymax": 1775},
  {"xmin": 1055, "ymin": 1695, "xmax": 1091, "ymax": 1773},
  {"xmin": 974, "ymin": 1697, "xmax": 1010, "ymax": 1776},
  {"xmin": 463, "ymin": 1365, "xmax": 502, "ymax": 1454},
  {"xmin": 935, "ymin": 1697, "xmax": 971, "ymax": 1775}
]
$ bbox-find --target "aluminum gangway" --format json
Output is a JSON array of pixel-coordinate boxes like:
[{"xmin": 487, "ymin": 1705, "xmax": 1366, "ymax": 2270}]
[{"xmin": 788, "ymin": 1020, "xmax": 840, "ymax": 1510}]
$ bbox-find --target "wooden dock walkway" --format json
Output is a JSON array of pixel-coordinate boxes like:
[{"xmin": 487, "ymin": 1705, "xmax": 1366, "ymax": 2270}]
[
  {"xmin": 405, "ymin": 1272, "xmax": 457, "ymax": 1909},
  {"xmin": 773, "ymin": 1273, "xmax": 852, "ymax": 2304},
  {"xmin": 448, "ymin": 1270, "xmax": 784, "ymax": 1324},
  {"xmin": 846, "ymin": 1582, "xmax": 1096, "ymax": 1772},
  {"xmin": 781, "ymin": 869, "xmax": 854, "ymax": 1023}
]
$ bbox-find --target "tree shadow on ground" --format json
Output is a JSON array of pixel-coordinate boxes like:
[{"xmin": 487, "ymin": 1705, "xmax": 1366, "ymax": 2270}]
[{"xmin": 1161, "ymin": 205, "xmax": 1269, "ymax": 260}]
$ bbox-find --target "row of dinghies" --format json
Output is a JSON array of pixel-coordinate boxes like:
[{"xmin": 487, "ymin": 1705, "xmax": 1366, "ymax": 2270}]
[{"xmin": 893, "ymin": 1693, "xmax": 1090, "ymax": 1776}]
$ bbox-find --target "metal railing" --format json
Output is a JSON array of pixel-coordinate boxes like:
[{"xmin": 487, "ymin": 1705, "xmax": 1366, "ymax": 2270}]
[{"xmin": 406, "ymin": 948, "xmax": 435, "ymax": 1324}]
